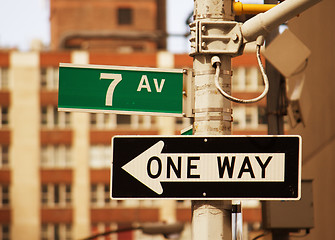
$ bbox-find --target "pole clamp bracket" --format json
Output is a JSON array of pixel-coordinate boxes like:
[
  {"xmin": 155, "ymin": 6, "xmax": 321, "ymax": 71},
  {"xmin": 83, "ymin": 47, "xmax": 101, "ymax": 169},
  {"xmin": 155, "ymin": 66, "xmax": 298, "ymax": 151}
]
[{"xmin": 189, "ymin": 20, "xmax": 244, "ymax": 57}]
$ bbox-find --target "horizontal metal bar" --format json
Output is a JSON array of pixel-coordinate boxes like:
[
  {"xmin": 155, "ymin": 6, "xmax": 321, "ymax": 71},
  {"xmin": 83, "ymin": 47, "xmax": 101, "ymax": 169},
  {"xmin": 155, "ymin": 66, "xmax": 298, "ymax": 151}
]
[{"xmin": 234, "ymin": 2, "xmax": 277, "ymax": 16}]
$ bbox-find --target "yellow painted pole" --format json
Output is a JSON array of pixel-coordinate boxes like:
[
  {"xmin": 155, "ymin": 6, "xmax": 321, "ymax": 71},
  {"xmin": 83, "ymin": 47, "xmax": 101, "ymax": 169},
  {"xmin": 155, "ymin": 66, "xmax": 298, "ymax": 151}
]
[{"xmin": 233, "ymin": 2, "xmax": 277, "ymax": 15}]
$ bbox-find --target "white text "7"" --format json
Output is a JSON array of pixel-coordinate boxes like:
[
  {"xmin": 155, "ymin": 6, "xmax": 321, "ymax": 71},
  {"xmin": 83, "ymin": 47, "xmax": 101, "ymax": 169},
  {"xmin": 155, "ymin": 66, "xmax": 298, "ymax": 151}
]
[{"xmin": 100, "ymin": 73, "xmax": 122, "ymax": 106}]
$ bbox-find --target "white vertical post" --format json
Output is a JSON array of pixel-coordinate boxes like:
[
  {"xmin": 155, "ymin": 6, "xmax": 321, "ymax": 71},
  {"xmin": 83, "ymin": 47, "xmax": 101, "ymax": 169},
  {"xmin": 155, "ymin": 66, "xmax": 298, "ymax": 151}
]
[
  {"xmin": 71, "ymin": 51, "xmax": 91, "ymax": 239},
  {"xmin": 192, "ymin": 0, "xmax": 233, "ymax": 240},
  {"xmin": 11, "ymin": 52, "xmax": 40, "ymax": 240}
]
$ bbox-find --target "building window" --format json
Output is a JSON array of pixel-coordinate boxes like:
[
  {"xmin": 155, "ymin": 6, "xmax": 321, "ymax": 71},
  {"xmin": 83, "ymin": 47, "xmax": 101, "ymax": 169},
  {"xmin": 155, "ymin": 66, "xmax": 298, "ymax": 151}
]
[
  {"xmin": 232, "ymin": 67, "xmax": 246, "ymax": 91},
  {"xmin": 0, "ymin": 106, "xmax": 9, "ymax": 128},
  {"xmin": 233, "ymin": 106, "xmax": 259, "ymax": 129},
  {"xmin": 245, "ymin": 67, "xmax": 260, "ymax": 91},
  {"xmin": 40, "ymin": 67, "xmax": 59, "ymax": 90},
  {"xmin": 91, "ymin": 223, "xmax": 118, "ymax": 240},
  {"xmin": 258, "ymin": 106, "xmax": 268, "ymax": 125},
  {"xmin": 232, "ymin": 67, "xmax": 263, "ymax": 91},
  {"xmin": 41, "ymin": 106, "xmax": 71, "ymax": 129},
  {"xmin": 41, "ymin": 224, "xmax": 72, "ymax": 240},
  {"xmin": 41, "ymin": 145, "xmax": 72, "ymax": 168},
  {"xmin": 104, "ymin": 184, "xmax": 111, "ymax": 205},
  {"xmin": 41, "ymin": 184, "xmax": 72, "ymax": 207},
  {"xmin": 116, "ymin": 114, "xmax": 131, "ymax": 126},
  {"xmin": 232, "ymin": 106, "xmax": 244, "ymax": 129},
  {"xmin": 90, "ymin": 113, "xmax": 116, "ymax": 129},
  {"xmin": 90, "ymin": 145, "xmax": 111, "ymax": 168},
  {"xmin": 91, "ymin": 183, "xmax": 113, "ymax": 207},
  {"xmin": 0, "ymin": 68, "xmax": 9, "ymax": 90},
  {"xmin": 114, "ymin": 114, "xmax": 156, "ymax": 129},
  {"xmin": 91, "ymin": 114, "xmax": 158, "ymax": 129},
  {"xmin": 0, "ymin": 145, "xmax": 9, "ymax": 168},
  {"xmin": 245, "ymin": 107, "xmax": 258, "ymax": 127},
  {"xmin": 0, "ymin": 225, "xmax": 10, "ymax": 240},
  {"xmin": 129, "ymin": 115, "xmax": 156, "ymax": 129},
  {"xmin": 90, "ymin": 185, "xmax": 98, "ymax": 205},
  {"xmin": 117, "ymin": 8, "xmax": 133, "ymax": 25},
  {"xmin": 176, "ymin": 200, "xmax": 192, "ymax": 208},
  {"xmin": 0, "ymin": 185, "xmax": 9, "ymax": 207}
]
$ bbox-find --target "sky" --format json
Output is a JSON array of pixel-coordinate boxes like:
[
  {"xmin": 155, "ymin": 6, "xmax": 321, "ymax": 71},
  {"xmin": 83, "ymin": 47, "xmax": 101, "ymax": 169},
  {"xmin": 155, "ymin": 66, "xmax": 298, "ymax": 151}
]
[
  {"xmin": 0, "ymin": 0, "xmax": 263, "ymax": 53},
  {"xmin": 0, "ymin": 0, "xmax": 50, "ymax": 51}
]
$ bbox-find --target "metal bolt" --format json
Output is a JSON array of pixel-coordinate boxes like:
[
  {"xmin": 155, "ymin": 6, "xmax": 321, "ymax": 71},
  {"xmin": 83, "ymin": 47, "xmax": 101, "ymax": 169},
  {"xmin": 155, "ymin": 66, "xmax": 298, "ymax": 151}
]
[
  {"xmin": 201, "ymin": 42, "xmax": 207, "ymax": 49},
  {"xmin": 232, "ymin": 33, "xmax": 239, "ymax": 42}
]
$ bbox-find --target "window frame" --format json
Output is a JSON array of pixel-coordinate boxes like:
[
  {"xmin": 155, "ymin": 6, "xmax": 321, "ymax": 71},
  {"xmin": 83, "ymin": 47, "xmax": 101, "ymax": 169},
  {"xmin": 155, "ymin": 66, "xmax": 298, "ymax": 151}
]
[
  {"xmin": 90, "ymin": 183, "xmax": 115, "ymax": 207},
  {"xmin": 117, "ymin": 7, "xmax": 133, "ymax": 25},
  {"xmin": 40, "ymin": 67, "xmax": 59, "ymax": 90},
  {"xmin": 0, "ymin": 106, "xmax": 9, "ymax": 127},
  {"xmin": 41, "ymin": 106, "xmax": 71, "ymax": 129},
  {"xmin": 0, "ymin": 67, "xmax": 9, "ymax": 90},
  {"xmin": 41, "ymin": 223, "xmax": 72, "ymax": 240},
  {"xmin": 41, "ymin": 184, "xmax": 72, "ymax": 207},
  {"xmin": 41, "ymin": 145, "xmax": 72, "ymax": 168},
  {"xmin": 0, "ymin": 224, "xmax": 10, "ymax": 240},
  {"xmin": 90, "ymin": 145, "xmax": 111, "ymax": 169},
  {"xmin": 0, "ymin": 185, "xmax": 10, "ymax": 207},
  {"xmin": 0, "ymin": 145, "xmax": 9, "ymax": 168}
]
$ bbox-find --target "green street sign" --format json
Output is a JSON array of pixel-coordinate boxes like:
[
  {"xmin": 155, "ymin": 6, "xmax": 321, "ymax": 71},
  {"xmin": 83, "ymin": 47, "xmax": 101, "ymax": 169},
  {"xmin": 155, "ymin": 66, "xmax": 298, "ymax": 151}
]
[{"xmin": 58, "ymin": 63, "xmax": 191, "ymax": 116}]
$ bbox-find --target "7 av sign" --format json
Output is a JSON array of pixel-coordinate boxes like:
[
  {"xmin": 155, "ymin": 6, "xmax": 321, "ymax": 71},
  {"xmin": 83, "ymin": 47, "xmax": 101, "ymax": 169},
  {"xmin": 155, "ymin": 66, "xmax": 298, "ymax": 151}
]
[
  {"xmin": 111, "ymin": 135, "xmax": 302, "ymax": 200},
  {"xmin": 58, "ymin": 63, "xmax": 191, "ymax": 116}
]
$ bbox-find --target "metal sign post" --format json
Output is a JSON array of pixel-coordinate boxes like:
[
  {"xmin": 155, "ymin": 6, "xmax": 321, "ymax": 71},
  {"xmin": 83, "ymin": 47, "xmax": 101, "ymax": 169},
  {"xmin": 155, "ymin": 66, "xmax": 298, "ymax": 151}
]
[
  {"xmin": 190, "ymin": 1, "xmax": 235, "ymax": 239},
  {"xmin": 188, "ymin": 0, "xmax": 322, "ymax": 238}
]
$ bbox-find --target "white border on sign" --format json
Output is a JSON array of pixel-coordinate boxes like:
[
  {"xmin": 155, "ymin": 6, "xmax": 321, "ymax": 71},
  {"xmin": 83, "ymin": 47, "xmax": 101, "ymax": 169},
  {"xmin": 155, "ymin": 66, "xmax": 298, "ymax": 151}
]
[
  {"xmin": 59, "ymin": 63, "xmax": 184, "ymax": 74},
  {"xmin": 58, "ymin": 107, "xmax": 184, "ymax": 117}
]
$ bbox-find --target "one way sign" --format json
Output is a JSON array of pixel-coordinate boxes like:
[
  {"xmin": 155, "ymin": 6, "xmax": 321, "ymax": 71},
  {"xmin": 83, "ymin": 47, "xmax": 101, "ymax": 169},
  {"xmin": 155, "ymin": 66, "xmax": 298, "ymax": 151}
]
[{"xmin": 111, "ymin": 135, "xmax": 301, "ymax": 200}]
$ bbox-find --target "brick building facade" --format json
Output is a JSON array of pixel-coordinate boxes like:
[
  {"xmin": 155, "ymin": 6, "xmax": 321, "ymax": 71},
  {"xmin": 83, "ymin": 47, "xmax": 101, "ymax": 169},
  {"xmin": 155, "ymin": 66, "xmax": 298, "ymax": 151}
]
[
  {"xmin": 0, "ymin": 0, "xmax": 271, "ymax": 239},
  {"xmin": 0, "ymin": 50, "xmax": 264, "ymax": 239},
  {"xmin": 50, "ymin": 0, "xmax": 166, "ymax": 52}
]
